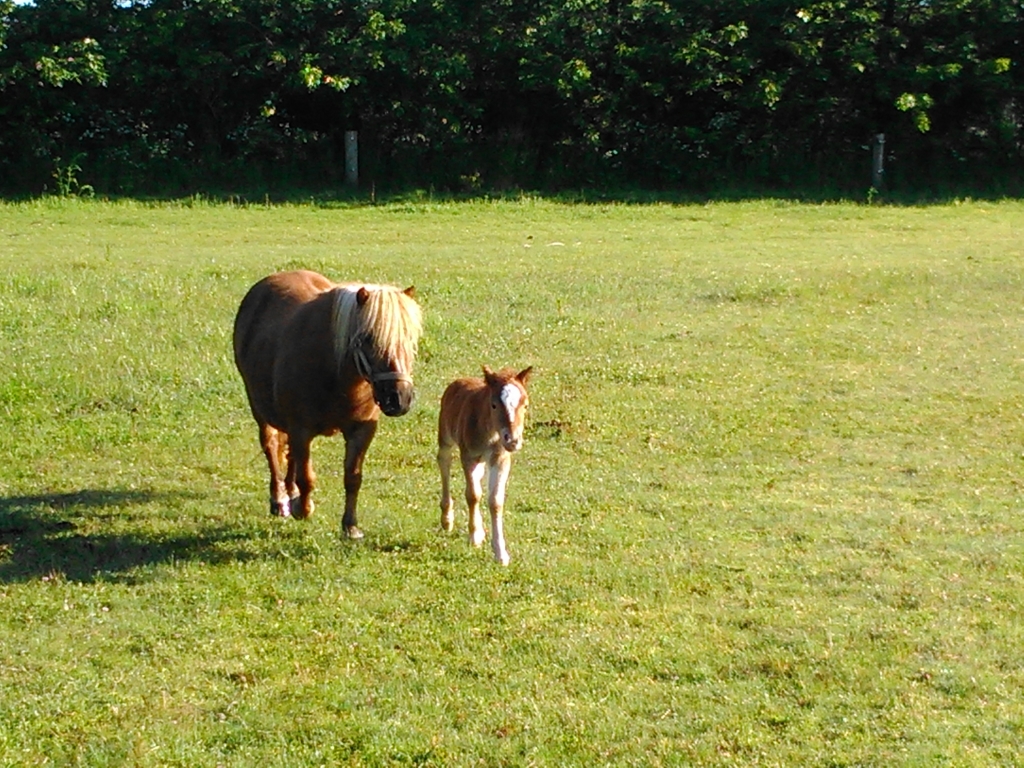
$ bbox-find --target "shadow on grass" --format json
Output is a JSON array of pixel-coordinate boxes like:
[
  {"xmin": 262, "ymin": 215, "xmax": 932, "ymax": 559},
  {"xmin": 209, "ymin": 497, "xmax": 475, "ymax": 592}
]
[{"xmin": 0, "ymin": 489, "xmax": 257, "ymax": 583}]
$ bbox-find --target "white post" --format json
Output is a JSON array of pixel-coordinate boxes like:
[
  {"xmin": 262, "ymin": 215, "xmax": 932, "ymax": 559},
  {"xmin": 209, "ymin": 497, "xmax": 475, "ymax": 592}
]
[
  {"xmin": 344, "ymin": 130, "xmax": 358, "ymax": 187},
  {"xmin": 872, "ymin": 133, "xmax": 885, "ymax": 189}
]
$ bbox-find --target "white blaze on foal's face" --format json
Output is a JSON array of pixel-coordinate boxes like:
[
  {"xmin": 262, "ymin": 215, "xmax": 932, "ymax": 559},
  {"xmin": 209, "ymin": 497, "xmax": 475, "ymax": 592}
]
[{"xmin": 497, "ymin": 383, "xmax": 526, "ymax": 451}]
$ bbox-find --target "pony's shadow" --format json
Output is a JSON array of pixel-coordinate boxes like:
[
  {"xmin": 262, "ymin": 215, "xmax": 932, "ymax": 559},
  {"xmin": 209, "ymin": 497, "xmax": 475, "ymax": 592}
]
[{"xmin": 0, "ymin": 489, "xmax": 253, "ymax": 583}]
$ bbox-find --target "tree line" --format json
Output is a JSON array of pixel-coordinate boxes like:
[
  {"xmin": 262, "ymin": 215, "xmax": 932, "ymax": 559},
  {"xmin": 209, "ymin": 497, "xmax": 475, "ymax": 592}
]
[{"xmin": 1, "ymin": 0, "xmax": 1021, "ymax": 197}]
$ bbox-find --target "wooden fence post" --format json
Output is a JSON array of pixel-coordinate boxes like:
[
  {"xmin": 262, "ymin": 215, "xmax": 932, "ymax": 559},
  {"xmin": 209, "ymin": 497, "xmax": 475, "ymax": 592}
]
[
  {"xmin": 872, "ymin": 133, "xmax": 885, "ymax": 189},
  {"xmin": 345, "ymin": 131, "xmax": 359, "ymax": 187}
]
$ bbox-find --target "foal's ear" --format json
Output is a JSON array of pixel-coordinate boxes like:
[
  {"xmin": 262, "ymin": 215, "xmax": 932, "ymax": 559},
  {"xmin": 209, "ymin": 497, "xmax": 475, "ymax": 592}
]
[
  {"xmin": 403, "ymin": 285, "xmax": 416, "ymax": 298},
  {"xmin": 482, "ymin": 365, "xmax": 496, "ymax": 383},
  {"xmin": 356, "ymin": 286, "xmax": 371, "ymax": 306},
  {"xmin": 516, "ymin": 366, "xmax": 533, "ymax": 385}
]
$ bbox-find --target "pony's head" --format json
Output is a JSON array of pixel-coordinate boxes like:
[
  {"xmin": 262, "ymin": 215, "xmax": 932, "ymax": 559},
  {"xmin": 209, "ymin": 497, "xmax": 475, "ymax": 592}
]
[
  {"xmin": 333, "ymin": 284, "xmax": 423, "ymax": 416},
  {"xmin": 483, "ymin": 365, "xmax": 532, "ymax": 452}
]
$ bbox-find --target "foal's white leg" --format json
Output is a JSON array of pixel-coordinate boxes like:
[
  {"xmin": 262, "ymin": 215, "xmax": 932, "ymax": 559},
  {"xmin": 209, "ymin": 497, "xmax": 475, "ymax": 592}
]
[
  {"xmin": 463, "ymin": 459, "xmax": 486, "ymax": 548},
  {"xmin": 437, "ymin": 443, "xmax": 455, "ymax": 532},
  {"xmin": 488, "ymin": 455, "xmax": 512, "ymax": 566}
]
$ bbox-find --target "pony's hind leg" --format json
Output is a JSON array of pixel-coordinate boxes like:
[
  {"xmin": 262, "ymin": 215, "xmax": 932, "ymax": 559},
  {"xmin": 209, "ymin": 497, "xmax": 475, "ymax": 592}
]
[
  {"xmin": 260, "ymin": 423, "xmax": 291, "ymax": 517},
  {"xmin": 462, "ymin": 458, "xmax": 486, "ymax": 548},
  {"xmin": 280, "ymin": 435, "xmax": 299, "ymax": 510},
  {"xmin": 437, "ymin": 442, "xmax": 455, "ymax": 532},
  {"xmin": 286, "ymin": 429, "xmax": 316, "ymax": 520}
]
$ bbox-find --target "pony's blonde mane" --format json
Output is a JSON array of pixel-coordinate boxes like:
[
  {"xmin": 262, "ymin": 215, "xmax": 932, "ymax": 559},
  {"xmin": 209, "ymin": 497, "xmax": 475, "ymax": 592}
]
[{"xmin": 331, "ymin": 284, "xmax": 422, "ymax": 371}]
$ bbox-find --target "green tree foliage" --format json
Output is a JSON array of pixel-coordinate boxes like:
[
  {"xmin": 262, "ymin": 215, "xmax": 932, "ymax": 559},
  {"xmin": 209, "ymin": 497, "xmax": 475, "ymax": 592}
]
[
  {"xmin": 0, "ymin": 0, "xmax": 109, "ymax": 189},
  {"xmin": 0, "ymin": 0, "xmax": 1020, "ymax": 194}
]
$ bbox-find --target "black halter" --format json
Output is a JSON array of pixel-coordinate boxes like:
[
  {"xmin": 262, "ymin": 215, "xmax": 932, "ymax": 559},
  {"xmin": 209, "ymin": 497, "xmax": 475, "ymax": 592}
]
[{"xmin": 352, "ymin": 346, "xmax": 412, "ymax": 385}]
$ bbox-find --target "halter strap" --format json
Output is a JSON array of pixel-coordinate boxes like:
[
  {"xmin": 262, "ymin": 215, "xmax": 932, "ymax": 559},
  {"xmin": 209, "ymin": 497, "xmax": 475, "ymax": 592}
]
[{"xmin": 353, "ymin": 347, "xmax": 413, "ymax": 385}]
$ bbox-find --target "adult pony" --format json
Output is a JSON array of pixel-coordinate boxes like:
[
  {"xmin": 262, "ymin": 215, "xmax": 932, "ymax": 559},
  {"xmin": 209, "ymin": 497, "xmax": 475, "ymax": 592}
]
[
  {"xmin": 437, "ymin": 366, "xmax": 532, "ymax": 565},
  {"xmin": 233, "ymin": 270, "xmax": 422, "ymax": 538}
]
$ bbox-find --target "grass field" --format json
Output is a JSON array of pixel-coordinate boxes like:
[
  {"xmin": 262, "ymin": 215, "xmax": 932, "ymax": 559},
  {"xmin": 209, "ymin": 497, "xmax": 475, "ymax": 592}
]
[{"xmin": 0, "ymin": 196, "xmax": 1022, "ymax": 766}]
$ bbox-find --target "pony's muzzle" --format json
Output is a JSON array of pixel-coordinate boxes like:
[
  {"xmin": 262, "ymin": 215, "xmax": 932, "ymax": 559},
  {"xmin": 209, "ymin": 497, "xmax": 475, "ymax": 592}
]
[{"xmin": 376, "ymin": 380, "xmax": 416, "ymax": 417}]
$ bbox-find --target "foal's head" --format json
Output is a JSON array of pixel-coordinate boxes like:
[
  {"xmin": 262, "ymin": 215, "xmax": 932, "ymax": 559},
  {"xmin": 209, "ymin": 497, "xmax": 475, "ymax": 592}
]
[{"xmin": 483, "ymin": 366, "xmax": 533, "ymax": 452}]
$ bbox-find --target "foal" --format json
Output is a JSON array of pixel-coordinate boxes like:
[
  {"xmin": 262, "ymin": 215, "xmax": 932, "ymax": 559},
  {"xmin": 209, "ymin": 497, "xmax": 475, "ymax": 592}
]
[{"xmin": 437, "ymin": 366, "xmax": 532, "ymax": 565}]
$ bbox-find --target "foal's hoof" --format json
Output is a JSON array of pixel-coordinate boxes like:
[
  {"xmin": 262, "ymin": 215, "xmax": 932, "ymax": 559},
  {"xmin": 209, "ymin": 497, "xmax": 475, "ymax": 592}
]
[
  {"xmin": 270, "ymin": 499, "xmax": 292, "ymax": 518},
  {"xmin": 344, "ymin": 525, "xmax": 364, "ymax": 540}
]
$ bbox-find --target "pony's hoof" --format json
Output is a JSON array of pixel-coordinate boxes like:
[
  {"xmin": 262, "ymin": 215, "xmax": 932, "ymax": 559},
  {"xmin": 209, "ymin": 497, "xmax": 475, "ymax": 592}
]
[
  {"xmin": 270, "ymin": 499, "xmax": 292, "ymax": 517},
  {"xmin": 441, "ymin": 512, "xmax": 454, "ymax": 532},
  {"xmin": 344, "ymin": 525, "xmax": 364, "ymax": 540},
  {"xmin": 291, "ymin": 496, "xmax": 313, "ymax": 520}
]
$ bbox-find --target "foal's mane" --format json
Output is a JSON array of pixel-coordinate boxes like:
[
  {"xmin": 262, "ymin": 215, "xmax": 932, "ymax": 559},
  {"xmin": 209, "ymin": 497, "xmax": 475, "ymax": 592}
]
[{"xmin": 331, "ymin": 284, "xmax": 422, "ymax": 369}]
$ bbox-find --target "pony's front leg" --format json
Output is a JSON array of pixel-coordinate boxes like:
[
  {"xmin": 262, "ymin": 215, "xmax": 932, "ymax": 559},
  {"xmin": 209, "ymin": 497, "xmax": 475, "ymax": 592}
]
[
  {"xmin": 287, "ymin": 430, "xmax": 316, "ymax": 520},
  {"xmin": 342, "ymin": 421, "xmax": 378, "ymax": 539},
  {"xmin": 487, "ymin": 454, "xmax": 512, "ymax": 566},
  {"xmin": 437, "ymin": 443, "xmax": 455, "ymax": 532},
  {"xmin": 462, "ymin": 458, "xmax": 486, "ymax": 548}
]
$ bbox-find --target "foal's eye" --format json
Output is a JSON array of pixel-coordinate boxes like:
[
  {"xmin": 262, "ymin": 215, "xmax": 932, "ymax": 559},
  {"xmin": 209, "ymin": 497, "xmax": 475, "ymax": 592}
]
[{"xmin": 491, "ymin": 402, "xmax": 497, "ymax": 409}]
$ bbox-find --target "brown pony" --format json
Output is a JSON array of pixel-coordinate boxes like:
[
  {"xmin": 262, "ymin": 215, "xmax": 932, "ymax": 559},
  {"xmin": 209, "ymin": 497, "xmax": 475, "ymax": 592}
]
[
  {"xmin": 232, "ymin": 270, "xmax": 422, "ymax": 538},
  {"xmin": 437, "ymin": 366, "xmax": 532, "ymax": 565}
]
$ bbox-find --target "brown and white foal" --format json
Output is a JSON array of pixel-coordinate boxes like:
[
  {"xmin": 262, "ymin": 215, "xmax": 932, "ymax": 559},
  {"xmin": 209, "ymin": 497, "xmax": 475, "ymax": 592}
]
[{"xmin": 437, "ymin": 366, "xmax": 532, "ymax": 565}]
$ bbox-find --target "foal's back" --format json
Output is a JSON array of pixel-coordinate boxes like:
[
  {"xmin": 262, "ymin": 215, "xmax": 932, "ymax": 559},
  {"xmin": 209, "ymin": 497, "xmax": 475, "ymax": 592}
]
[{"xmin": 438, "ymin": 376, "xmax": 493, "ymax": 458}]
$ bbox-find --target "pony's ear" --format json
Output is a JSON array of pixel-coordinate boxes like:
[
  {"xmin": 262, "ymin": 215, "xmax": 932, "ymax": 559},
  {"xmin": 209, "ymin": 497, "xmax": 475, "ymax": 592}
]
[
  {"xmin": 482, "ymin": 365, "xmax": 496, "ymax": 383},
  {"xmin": 403, "ymin": 285, "xmax": 416, "ymax": 298},
  {"xmin": 516, "ymin": 366, "xmax": 533, "ymax": 385},
  {"xmin": 356, "ymin": 286, "xmax": 371, "ymax": 306}
]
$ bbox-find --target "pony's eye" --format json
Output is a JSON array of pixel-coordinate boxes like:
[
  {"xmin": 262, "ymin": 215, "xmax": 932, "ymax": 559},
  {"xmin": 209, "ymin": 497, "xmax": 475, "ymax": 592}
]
[{"xmin": 491, "ymin": 402, "xmax": 497, "ymax": 409}]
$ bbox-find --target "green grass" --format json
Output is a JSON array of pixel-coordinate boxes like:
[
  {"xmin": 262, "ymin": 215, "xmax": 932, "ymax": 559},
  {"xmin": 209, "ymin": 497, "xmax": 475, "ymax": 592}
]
[{"xmin": 1, "ymin": 196, "xmax": 1022, "ymax": 766}]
